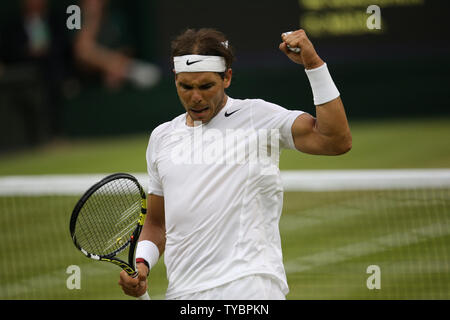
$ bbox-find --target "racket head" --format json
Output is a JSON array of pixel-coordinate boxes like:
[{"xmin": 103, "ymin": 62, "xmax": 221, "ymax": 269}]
[{"xmin": 69, "ymin": 173, "xmax": 147, "ymax": 274}]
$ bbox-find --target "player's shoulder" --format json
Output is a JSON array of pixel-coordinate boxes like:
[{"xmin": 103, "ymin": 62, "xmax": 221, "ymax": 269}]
[
  {"xmin": 150, "ymin": 121, "xmax": 171, "ymax": 139},
  {"xmin": 225, "ymin": 97, "xmax": 273, "ymax": 116},
  {"xmin": 146, "ymin": 115, "xmax": 183, "ymax": 154},
  {"xmin": 150, "ymin": 114, "xmax": 185, "ymax": 139},
  {"xmin": 232, "ymin": 97, "xmax": 282, "ymax": 110},
  {"xmin": 253, "ymin": 98, "xmax": 284, "ymax": 110},
  {"xmin": 229, "ymin": 97, "xmax": 268, "ymax": 107}
]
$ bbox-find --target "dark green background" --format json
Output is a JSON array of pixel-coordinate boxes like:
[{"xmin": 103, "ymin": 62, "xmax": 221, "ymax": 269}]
[{"xmin": 1, "ymin": 0, "xmax": 449, "ymax": 147}]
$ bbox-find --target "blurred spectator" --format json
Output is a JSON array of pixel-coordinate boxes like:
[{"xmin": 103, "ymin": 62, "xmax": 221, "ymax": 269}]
[
  {"xmin": 0, "ymin": 0, "xmax": 71, "ymax": 149},
  {"xmin": 74, "ymin": 0, "xmax": 161, "ymax": 90}
]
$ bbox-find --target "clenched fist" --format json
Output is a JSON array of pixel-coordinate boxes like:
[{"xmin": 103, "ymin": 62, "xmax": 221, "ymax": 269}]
[{"xmin": 279, "ymin": 29, "xmax": 324, "ymax": 70}]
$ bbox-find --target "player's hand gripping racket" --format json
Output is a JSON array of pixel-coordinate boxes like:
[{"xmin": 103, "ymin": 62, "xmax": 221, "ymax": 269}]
[{"xmin": 69, "ymin": 173, "xmax": 150, "ymax": 300}]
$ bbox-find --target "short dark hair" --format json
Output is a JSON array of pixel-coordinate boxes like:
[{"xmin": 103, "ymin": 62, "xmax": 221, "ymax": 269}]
[{"xmin": 171, "ymin": 28, "xmax": 235, "ymax": 78}]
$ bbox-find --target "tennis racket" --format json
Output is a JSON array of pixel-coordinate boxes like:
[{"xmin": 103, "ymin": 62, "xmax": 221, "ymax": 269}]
[{"xmin": 69, "ymin": 173, "xmax": 150, "ymax": 300}]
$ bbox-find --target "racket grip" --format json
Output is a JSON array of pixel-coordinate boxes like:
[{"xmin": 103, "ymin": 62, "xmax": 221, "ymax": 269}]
[
  {"xmin": 130, "ymin": 271, "xmax": 150, "ymax": 300},
  {"xmin": 137, "ymin": 292, "xmax": 150, "ymax": 300}
]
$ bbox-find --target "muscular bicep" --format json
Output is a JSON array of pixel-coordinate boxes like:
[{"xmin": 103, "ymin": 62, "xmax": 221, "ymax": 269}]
[
  {"xmin": 291, "ymin": 96, "xmax": 352, "ymax": 155},
  {"xmin": 291, "ymin": 113, "xmax": 341, "ymax": 155},
  {"xmin": 140, "ymin": 194, "xmax": 165, "ymax": 254}
]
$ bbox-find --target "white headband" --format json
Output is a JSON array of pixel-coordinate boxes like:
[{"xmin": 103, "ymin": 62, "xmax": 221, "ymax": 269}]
[{"xmin": 173, "ymin": 55, "xmax": 226, "ymax": 74}]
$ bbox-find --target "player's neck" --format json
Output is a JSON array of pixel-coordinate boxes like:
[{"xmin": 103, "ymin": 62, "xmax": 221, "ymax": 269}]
[{"xmin": 185, "ymin": 95, "xmax": 228, "ymax": 126}]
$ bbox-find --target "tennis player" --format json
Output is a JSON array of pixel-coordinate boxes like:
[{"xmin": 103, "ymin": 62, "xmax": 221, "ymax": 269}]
[{"xmin": 118, "ymin": 28, "xmax": 351, "ymax": 299}]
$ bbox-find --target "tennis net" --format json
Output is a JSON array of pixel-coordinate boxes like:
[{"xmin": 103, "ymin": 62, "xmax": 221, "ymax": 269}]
[{"xmin": 0, "ymin": 169, "xmax": 449, "ymax": 299}]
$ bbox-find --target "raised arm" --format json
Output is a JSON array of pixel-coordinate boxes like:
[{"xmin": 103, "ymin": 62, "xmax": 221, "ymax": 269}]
[{"xmin": 280, "ymin": 30, "xmax": 352, "ymax": 155}]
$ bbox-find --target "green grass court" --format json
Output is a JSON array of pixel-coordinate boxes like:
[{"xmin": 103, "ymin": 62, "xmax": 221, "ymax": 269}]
[
  {"xmin": 1, "ymin": 117, "xmax": 449, "ymax": 175},
  {"xmin": 0, "ymin": 118, "xmax": 449, "ymax": 299}
]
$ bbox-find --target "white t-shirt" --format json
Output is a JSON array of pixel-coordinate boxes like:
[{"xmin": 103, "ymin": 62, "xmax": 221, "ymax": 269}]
[{"xmin": 146, "ymin": 96, "xmax": 304, "ymax": 299}]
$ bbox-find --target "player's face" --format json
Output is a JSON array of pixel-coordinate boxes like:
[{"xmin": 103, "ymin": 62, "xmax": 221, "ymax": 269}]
[{"xmin": 175, "ymin": 70, "xmax": 232, "ymax": 126}]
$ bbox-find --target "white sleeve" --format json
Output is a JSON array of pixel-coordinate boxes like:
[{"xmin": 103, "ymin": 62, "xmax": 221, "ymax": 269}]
[
  {"xmin": 251, "ymin": 99, "xmax": 304, "ymax": 150},
  {"xmin": 146, "ymin": 130, "xmax": 164, "ymax": 196}
]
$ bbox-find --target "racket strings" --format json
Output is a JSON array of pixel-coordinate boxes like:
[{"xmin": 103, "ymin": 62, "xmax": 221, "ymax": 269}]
[{"xmin": 74, "ymin": 178, "xmax": 142, "ymax": 256}]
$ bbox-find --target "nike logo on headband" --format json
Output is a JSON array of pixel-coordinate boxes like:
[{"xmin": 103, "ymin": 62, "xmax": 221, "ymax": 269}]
[{"xmin": 186, "ymin": 59, "xmax": 202, "ymax": 66}]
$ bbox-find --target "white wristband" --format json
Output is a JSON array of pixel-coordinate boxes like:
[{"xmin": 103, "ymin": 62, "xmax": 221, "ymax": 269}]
[
  {"xmin": 135, "ymin": 240, "xmax": 160, "ymax": 270},
  {"xmin": 305, "ymin": 63, "xmax": 340, "ymax": 105}
]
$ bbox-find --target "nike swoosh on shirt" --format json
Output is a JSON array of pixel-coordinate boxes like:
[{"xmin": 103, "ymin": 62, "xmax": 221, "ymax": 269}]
[
  {"xmin": 186, "ymin": 59, "xmax": 202, "ymax": 65},
  {"xmin": 224, "ymin": 109, "xmax": 240, "ymax": 117}
]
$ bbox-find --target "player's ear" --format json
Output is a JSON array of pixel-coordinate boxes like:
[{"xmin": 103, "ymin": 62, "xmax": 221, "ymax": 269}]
[{"xmin": 223, "ymin": 68, "xmax": 232, "ymax": 89}]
